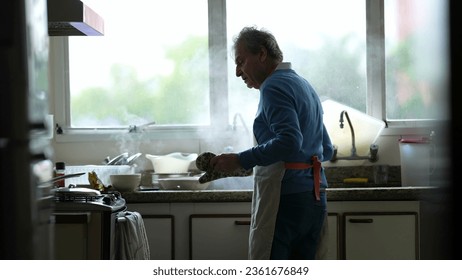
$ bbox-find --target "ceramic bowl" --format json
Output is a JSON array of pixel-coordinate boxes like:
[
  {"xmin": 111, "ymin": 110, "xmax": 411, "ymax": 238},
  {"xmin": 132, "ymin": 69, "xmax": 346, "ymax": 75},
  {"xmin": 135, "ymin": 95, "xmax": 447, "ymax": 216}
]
[
  {"xmin": 145, "ymin": 152, "xmax": 197, "ymax": 173},
  {"xmin": 110, "ymin": 174, "xmax": 141, "ymax": 192}
]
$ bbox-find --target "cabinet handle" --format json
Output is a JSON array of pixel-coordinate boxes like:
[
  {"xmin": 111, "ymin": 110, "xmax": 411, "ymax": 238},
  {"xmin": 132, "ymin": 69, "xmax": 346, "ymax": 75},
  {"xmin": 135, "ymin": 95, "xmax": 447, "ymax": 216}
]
[
  {"xmin": 54, "ymin": 213, "xmax": 90, "ymax": 224},
  {"xmin": 234, "ymin": 220, "xmax": 250, "ymax": 226},
  {"xmin": 348, "ymin": 218, "xmax": 373, "ymax": 223}
]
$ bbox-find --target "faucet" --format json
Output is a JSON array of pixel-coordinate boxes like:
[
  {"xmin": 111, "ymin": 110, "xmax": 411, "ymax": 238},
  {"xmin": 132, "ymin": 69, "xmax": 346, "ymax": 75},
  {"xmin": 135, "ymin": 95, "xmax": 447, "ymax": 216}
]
[
  {"xmin": 232, "ymin": 113, "xmax": 250, "ymax": 135},
  {"xmin": 128, "ymin": 121, "xmax": 156, "ymax": 133},
  {"xmin": 226, "ymin": 113, "xmax": 252, "ymax": 152},
  {"xmin": 330, "ymin": 110, "xmax": 379, "ymax": 162}
]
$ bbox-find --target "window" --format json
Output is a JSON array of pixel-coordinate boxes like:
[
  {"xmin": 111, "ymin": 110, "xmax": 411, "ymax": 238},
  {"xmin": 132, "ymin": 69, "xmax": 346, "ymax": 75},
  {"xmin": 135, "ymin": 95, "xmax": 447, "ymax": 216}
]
[
  {"xmin": 52, "ymin": 0, "xmax": 448, "ymax": 137},
  {"xmin": 226, "ymin": 0, "xmax": 366, "ymax": 129},
  {"xmin": 68, "ymin": 0, "xmax": 209, "ymax": 128},
  {"xmin": 384, "ymin": 0, "xmax": 448, "ymax": 120}
]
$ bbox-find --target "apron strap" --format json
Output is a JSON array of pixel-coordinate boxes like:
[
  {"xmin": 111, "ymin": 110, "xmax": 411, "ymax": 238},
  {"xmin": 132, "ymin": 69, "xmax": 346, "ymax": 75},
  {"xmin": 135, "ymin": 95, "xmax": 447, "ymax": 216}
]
[{"xmin": 284, "ymin": 156, "xmax": 322, "ymax": 201}]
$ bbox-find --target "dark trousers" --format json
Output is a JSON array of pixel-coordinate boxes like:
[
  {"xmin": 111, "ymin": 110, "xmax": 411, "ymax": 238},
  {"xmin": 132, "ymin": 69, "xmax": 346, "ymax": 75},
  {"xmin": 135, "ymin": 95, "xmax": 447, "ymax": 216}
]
[{"xmin": 270, "ymin": 191, "xmax": 327, "ymax": 260}]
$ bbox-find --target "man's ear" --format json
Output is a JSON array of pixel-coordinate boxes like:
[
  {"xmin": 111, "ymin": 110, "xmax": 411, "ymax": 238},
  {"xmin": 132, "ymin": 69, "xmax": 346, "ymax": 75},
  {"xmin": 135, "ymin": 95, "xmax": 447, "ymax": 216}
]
[{"xmin": 259, "ymin": 46, "xmax": 268, "ymax": 62}]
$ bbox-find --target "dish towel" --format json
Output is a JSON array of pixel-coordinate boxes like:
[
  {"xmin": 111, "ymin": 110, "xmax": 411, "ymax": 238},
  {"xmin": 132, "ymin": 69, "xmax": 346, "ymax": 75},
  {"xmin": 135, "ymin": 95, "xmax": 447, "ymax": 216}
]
[{"xmin": 115, "ymin": 211, "xmax": 150, "ymax": 260}]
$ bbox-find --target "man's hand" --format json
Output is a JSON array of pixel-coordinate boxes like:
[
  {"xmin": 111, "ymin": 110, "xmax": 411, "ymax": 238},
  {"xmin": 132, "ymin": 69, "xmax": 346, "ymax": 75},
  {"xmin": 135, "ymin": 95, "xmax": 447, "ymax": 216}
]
[
  {"xmin": 209, "ymin": 153, "xmax": 242, "ymax": 173},
  {"xmin": 196, "ymin": 152, "xmax": 252, "ymax": 184}
]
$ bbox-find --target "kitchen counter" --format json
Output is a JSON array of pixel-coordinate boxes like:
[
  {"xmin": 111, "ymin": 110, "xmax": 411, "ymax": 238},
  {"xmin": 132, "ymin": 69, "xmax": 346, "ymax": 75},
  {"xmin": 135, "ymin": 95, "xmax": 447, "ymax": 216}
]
[
  {"xmin": 122, "ymin": 186, "xmax": 445, "ymax": 203},
  {"xmin": 122, "ymin": 165, "xmax": 450, "ymax": 203}
]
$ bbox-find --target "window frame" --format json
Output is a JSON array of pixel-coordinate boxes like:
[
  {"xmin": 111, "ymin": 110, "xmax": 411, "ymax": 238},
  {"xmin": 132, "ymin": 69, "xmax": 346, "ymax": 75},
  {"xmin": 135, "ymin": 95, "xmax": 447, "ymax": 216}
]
[{"xmin": 49, "ymin": 0, "xmax": 440, "ymax": 143}]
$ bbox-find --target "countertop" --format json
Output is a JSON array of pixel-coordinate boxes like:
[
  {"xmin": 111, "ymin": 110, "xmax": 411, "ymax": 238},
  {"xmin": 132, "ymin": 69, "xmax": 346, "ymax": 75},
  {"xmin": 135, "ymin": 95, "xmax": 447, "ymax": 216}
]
[
  {"xmin": 121, "ymin": 166, "xmax": 450, "ymax": 203},
  {"xmin": 122, "ymin": 186, "xmax": 446, "ymax": 204}
]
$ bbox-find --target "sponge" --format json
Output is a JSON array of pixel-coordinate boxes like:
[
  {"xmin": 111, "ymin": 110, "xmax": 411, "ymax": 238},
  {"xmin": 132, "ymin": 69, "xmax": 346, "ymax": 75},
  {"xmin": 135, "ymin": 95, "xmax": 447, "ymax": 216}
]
[{"xmin": 343, "ymin": 178, "xmax": 368, "ymax": 184}]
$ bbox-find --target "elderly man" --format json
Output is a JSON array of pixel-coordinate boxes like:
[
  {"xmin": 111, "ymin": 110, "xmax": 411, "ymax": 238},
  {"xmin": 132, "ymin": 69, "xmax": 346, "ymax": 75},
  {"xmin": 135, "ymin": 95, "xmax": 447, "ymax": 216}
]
[{"xmin": 210, "ymin": 26, "xmax": 333, "ymax": 260}]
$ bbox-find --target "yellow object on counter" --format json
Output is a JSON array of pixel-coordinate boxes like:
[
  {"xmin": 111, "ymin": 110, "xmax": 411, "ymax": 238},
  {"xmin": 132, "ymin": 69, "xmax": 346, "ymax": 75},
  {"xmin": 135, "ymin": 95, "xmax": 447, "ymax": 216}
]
[
  {"xmin": 343, "ymin": 178, "xmax": 368, "ymax": 184},
  {"xmin": 88, "ymin": 171, "xmax": 106, "ymax": 191}
]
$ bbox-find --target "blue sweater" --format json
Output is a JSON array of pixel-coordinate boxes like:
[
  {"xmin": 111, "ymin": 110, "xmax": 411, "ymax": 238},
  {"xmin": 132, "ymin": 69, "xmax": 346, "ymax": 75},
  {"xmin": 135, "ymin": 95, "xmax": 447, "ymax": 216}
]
[{"xmin": 238, "ymin": 66, "xmax": 334, "ymax": 194}]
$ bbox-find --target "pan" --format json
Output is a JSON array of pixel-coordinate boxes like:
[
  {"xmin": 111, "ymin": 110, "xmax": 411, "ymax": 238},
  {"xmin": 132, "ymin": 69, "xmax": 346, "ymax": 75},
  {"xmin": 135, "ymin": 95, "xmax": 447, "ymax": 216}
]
[{"xmin": 39, "ymin": 172, "xmax": 86, "ymax": 186}]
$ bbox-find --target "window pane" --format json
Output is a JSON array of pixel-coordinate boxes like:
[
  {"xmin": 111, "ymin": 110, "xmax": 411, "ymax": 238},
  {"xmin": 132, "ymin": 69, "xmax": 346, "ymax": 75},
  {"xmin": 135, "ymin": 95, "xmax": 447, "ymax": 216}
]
[
  {"xmin": 385, "ymin": 0, "xmax": 448, "ymax": 120},
  {"xmin": 226, "ymin": 0, "xmax": 367, "ymax": 126},
  {"xmin": 68, "ymin": 0, "xmax": 209, "ymax": 127}
]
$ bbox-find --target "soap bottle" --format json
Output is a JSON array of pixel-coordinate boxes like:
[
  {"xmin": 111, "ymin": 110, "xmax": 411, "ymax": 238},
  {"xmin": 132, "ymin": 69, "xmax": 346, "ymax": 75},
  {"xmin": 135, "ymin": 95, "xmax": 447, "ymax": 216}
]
[{"xmin": 54, "ymin": 162, "xmax": 66, "ymax": 188}]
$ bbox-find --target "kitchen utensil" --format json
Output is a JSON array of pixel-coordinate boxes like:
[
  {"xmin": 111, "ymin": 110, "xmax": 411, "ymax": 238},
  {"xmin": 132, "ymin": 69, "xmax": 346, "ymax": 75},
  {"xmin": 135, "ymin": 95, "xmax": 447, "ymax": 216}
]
[
  {"xmin": 145, "ymin": 152, "xmax": 198, "ymax": 173},
  {"xmin": 54, "ymin": 186, "xmax": 102, "ymax": 197},
  {"xmin": 39, "ymin": 172, "xmax": 86, "ymax": 186},
  {"xmin": 107, "ymin": 152, "xmax": 128, "ymax": 165},
  {"xmin": 110, "ymin": 174, "xmax": 141, "ymax": 192},
  {"xmin": 126, "ymin": 152, "xmax": 142, "ymax": 165}
]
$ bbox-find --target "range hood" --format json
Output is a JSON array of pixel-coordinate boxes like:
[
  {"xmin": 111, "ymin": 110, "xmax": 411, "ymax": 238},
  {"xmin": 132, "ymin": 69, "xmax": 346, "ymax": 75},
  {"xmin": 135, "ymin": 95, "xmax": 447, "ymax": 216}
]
[{"xmin": 47, "ymin": 0, "xmax": 104, "ymax": 36}]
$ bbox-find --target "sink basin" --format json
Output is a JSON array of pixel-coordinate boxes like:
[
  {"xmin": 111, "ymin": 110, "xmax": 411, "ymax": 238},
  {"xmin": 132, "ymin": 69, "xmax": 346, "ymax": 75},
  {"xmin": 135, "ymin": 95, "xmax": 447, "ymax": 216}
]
[{"xmin": 157, "ymin": 176, "xmax": 210, "ymax": 190}]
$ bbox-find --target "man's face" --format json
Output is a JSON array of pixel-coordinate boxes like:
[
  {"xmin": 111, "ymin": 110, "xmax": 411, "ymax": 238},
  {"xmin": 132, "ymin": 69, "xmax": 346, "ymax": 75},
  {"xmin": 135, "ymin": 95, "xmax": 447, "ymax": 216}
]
[{"xmin": 234, "ymin": 42, "xmax": 262, "ymax": 89}]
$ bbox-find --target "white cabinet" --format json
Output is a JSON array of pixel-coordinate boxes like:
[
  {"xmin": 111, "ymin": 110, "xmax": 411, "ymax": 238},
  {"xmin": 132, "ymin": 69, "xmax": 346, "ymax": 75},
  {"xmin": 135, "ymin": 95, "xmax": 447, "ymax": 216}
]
[
  {"xmin": 54, "ymin": 213, "xmax": 90, "ymax": 259},
  {"xmin": 328, "ymin": 201, "xmax": 420, "ymax": 260},
  {"xmin": 142, "ymin": 215, "xmax": 174, "ymax": 260},
  {"xmin": 344, "ymin": 212, "xmax": 418, "ymax": 260},
  {"xmin": 127, "ymin": 203, "xmax": 175, "ymax": 260},
  {"xmin": 316, "ymin": 213, "xmax": 340, "ymax": 260},
  {"xmin": 190, "ymin": 214, "xmax": 251, "ymax": 260},
  {"xmin": 128, "ymin": 200, "xmax": 420, "ymax": 260},
  {"xmin": 128, "ymin": 202, "xmax": 251, "ymax": 260}
]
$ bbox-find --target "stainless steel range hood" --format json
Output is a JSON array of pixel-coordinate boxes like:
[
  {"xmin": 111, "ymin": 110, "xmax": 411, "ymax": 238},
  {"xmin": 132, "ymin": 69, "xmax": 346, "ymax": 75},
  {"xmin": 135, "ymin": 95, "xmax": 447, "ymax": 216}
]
[{"xmin": 47, "ymin": 0, "xmax": 104, "ymax": 36}]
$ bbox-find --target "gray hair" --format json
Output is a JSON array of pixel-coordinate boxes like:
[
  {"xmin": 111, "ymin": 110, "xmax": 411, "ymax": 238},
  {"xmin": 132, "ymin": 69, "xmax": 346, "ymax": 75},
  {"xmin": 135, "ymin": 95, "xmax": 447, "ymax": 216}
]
[{"xmin": 232, "ymin": 26, "xmax": 283, "ymax": 63}]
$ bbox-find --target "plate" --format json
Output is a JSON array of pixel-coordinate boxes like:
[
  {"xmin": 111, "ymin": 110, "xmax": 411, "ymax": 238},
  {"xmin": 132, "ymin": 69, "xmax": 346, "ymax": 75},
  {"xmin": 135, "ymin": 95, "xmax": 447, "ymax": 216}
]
[{"xmin": 153, "ymin": 172, "xmax": 191, "ymax": 177}]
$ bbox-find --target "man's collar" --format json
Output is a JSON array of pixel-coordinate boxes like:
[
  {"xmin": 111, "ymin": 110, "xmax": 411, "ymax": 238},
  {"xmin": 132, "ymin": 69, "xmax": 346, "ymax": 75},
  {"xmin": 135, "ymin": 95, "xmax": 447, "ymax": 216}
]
[{"xmin": 275, "ymin": 62, "xmax": 292, "ymax": 70}]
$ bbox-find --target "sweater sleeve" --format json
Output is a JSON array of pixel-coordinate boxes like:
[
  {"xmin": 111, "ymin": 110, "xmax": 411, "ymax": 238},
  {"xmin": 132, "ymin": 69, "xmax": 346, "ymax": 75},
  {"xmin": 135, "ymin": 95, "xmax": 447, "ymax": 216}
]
[
  {"xmin": 322, "ymin": 123, "xmax": 334, "ymax": 161},
  {"xmin": 238, "ymin": 82, "xmax": 303, "ymax": 170}
]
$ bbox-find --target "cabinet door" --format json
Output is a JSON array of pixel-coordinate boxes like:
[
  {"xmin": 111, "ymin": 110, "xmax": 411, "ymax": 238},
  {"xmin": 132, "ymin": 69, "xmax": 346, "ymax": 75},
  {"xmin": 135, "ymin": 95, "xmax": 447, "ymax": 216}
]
[
  {"xmin": 344, "ymin": 212, "xmax": 418, "ymax": 260},
  {"xmin": 142, "ymin": 215, "xmax": 174, "ymax": 260},
  {"xmin": 316, "ymin": 213, "xmax": 339, "ymax": 260},
  {"xmin": 54, "ymin": 213, "xmax": 90, "ymax": 259},
  {"xmin": 190, "ymin": 214, "xmax": 251, "ymax": 260}
]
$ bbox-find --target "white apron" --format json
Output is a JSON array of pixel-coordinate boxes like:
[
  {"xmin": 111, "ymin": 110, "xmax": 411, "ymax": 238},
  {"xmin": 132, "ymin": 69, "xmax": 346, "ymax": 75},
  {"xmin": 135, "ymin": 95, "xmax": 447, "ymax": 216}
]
[
  {"xmin": 248, "ymin": 161, "xmax": 285, "ymax": 260},
  {"xmin": 247, "ymin": 162, "xmax": 329, "ymax": 260}
]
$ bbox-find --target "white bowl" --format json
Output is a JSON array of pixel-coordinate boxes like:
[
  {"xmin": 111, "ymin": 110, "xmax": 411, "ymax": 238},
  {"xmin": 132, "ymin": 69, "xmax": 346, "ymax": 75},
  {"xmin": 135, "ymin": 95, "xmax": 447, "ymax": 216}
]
[
  {"xmin": 110, "ymin": 174, "xmax": 141, "ymax": 192},
  {"xmin": 145, "ymin": 152, "xmax": 197, "ymax": 173},
  {"xmin": 157, "ymin": 176, "xmax": 210, "ymax": 191}
]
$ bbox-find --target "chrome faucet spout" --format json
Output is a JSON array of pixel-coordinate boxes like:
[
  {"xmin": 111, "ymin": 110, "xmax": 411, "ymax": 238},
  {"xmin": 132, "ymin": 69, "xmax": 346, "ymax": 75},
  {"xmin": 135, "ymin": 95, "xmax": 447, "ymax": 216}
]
[
  {"xmin": 340, "ymin": 110, "xmax": 356, "ymax": 156},
  {"xmin": 330, "ymin": 110, "xmax": 379, "ymax": 162}
]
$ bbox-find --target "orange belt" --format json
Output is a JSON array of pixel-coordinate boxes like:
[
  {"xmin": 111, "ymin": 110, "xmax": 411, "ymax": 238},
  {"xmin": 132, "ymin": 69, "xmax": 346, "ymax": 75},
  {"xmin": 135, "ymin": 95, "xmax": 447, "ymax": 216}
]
[{"xmin": 284, "ymin": 156, "xmax": 322, "ymax": 201}]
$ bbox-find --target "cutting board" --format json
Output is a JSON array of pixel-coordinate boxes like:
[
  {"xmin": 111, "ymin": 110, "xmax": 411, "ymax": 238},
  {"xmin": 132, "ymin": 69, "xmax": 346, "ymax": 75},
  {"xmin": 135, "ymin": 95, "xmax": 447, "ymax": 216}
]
[{"xmin": 322, "ymin": 99, "xmax": 385, "ymax": 158}]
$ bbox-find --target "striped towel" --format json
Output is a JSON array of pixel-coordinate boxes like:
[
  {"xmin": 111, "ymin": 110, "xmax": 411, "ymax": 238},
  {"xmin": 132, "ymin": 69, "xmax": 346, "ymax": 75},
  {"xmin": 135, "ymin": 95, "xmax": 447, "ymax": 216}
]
[{"xmin": 115, "ymin": 211, "xmax": 150, "ymax": 260}]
